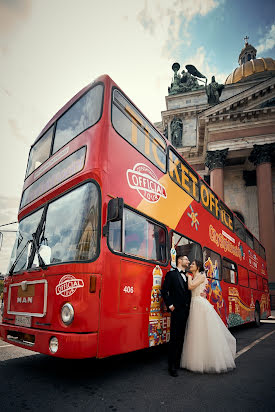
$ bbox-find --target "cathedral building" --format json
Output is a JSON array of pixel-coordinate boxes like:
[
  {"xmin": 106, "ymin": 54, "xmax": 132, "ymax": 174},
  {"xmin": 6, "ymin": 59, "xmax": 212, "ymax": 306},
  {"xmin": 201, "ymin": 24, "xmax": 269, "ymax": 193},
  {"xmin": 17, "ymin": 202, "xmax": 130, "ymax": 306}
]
[{"xmin": 156, "ymin": 39, "xmax": 275, "ymax": 307}]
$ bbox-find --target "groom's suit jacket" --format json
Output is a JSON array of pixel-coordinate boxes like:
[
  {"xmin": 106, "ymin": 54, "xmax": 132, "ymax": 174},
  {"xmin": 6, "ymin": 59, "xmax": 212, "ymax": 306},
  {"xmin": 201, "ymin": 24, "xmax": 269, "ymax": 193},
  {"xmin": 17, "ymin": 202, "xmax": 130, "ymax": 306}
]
[{"xmin": 162, "ymin": 268, "xmax": 191, "ymax": 315}]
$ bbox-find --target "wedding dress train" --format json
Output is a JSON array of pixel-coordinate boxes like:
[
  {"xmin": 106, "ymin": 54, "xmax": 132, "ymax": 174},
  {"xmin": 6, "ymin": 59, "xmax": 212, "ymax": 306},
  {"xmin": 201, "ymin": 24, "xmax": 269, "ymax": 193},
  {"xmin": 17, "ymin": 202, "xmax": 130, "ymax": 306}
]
[{"xmin": 181, "ymin": 274, "xmax": 236, "ymax": 373}]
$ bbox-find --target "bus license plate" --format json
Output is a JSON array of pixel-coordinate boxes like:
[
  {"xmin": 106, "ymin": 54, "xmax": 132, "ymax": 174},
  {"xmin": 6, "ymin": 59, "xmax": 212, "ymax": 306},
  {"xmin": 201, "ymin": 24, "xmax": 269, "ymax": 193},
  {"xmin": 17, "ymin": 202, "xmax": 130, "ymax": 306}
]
[{"xmin": 15, "ymin": 315, "xmax": 31, "ymax": 327}]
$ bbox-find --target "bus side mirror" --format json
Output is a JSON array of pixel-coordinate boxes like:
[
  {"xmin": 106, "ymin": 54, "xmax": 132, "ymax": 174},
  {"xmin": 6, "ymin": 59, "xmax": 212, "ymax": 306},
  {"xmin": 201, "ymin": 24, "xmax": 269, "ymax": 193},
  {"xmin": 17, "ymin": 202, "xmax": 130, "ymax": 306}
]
[
  {"xmin": 107, "ymin": 198, "xmax": 124, "ymax": 222},
  {"xmin": 103, "ymin": 198, "xmax": 124, "ymax": 237}
]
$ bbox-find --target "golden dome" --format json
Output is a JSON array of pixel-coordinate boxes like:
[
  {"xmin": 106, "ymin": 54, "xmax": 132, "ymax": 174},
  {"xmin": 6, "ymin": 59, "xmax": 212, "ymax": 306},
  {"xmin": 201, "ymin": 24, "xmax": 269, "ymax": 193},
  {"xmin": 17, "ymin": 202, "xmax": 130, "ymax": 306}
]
[{"xmin": 225, "ymin": 57, "xmax": 275, "ymax": 85}]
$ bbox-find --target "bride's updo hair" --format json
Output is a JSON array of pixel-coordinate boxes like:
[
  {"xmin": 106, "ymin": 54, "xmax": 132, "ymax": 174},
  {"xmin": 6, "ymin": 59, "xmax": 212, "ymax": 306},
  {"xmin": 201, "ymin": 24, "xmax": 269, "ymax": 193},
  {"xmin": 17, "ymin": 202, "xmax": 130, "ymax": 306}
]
[{"xmin": 193, "ymin": 259, "xmax": 203, "ymax": 272}]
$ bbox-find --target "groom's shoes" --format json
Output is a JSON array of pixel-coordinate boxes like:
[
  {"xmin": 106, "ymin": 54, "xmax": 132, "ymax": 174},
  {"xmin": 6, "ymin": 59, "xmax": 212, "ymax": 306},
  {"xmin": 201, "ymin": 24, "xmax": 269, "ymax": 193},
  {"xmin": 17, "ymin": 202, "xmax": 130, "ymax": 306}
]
[{"xmin": 168, "ymin": 368, "xmax": 178, "ymax": 377}]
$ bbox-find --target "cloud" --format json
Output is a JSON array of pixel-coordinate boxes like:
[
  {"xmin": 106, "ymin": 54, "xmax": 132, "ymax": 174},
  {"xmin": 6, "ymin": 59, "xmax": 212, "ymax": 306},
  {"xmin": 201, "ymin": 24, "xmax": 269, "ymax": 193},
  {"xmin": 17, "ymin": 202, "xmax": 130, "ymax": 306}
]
[
  {"xmin": 137, "ymin": 0, "xmax": 220, "ymax": 58},
  {"xmin": 182, "ymin": 46, "xmax": 229, "ymax": 84},
  {"xmin": 0, "ymin": 195, "xmax": 20, "ymax": 225},
  {"xmin": 0, "ymin": 0, "xmax": 31, "ymax": 34},
  {"xmin": 256, "ymin": 23, "xmax": 275, "ymax": 54}
]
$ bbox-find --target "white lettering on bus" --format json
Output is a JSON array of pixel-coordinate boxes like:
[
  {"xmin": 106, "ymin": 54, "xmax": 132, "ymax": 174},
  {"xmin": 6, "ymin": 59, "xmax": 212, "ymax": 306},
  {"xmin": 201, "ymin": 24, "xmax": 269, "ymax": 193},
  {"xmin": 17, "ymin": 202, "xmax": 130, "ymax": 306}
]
[{"xmin": 17, "ymin": 297, "xmax": 33, "ymax": 303}]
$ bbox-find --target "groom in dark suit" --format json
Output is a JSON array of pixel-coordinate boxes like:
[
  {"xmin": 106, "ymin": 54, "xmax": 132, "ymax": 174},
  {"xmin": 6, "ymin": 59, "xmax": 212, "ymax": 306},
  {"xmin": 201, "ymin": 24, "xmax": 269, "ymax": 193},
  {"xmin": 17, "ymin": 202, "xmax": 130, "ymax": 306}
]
[{"xmin": 162, "ymin": 247, "xmax": 191, "ymax": 377}]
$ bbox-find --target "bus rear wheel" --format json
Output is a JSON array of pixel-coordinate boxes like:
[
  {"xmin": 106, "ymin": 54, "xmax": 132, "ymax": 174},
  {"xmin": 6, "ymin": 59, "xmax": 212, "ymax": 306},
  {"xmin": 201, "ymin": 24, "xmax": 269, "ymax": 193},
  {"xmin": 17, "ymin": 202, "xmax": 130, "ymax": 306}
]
[{"xmin": 254, "ymin": 304, "xmax": 261, "ymax": 327}]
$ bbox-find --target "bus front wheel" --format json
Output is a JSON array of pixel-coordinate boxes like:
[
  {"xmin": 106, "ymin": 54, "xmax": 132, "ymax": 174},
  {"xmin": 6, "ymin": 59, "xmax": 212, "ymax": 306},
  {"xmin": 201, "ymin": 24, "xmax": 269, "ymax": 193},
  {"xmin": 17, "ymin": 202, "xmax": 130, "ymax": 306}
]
[{"xmin": 254, "ymin": 303, "xmax": 261, "ymax": 327}]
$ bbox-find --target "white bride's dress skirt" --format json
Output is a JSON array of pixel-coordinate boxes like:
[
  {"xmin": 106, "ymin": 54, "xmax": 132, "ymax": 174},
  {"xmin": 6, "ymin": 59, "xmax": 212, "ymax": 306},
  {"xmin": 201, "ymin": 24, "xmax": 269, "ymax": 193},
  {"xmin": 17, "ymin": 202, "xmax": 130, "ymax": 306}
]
[{"xmin": 181, "ymin": 296, "xmax": 236, "ymax": 373}]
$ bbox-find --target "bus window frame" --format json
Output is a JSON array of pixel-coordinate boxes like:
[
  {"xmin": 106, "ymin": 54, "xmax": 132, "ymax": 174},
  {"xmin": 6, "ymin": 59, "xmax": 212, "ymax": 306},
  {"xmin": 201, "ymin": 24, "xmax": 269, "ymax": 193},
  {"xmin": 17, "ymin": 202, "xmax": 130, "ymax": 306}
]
[
  {"xmin": 25, "ymin": 82, "xmax": 105, "ymax": 181},
  {"xmin": 253, "ymin": 237, "xmax": 260, "ymax": 256},
  {"xmin": 107, "ymin": 204, "xmax": 169, "ymax": 266},
  {"xmin": 233, "ymin": 214, "xmax": 246, "ymax": 242},
  {"xmin": 168, "ymin": 146, "xmax": 200, "ymax": 202},
  {"xmin": 259, "ymin": 243, "xmax": 266, "ymax": 260},
  {"xmin": 169, "ymin": 230, "xmax": 203, "ymax": 263},
  {"xmin": 246, "ymin": 230, "xmax": 254, "ymax": 250},
  {"xmin": 13, "ymin": 179, "xmax": 102, "ymax": 273},
  {"xmin": 20, "ymin": 146, "xmax": 87, "ymax": 210},
  {"xmin": 222, "ymin": 257, "xmax": 238, "ymax": 285},
  {"xmin": 202, "ymin": 247, "xmax": 222, "ymax": 281},
  {"xmin": 25, "ymin": 125, "xmax": 55, "ymax": 179},
  {"xmin": 248, "ymin": 270, "xmax": 258, "ymax": 290},
  {"xmin": 111, "ymin": 87, "xmax": 167, "ymax": 174},
  {"xmin": 237, "ymin": 264, "xmax": 249, "ymax": 288}
]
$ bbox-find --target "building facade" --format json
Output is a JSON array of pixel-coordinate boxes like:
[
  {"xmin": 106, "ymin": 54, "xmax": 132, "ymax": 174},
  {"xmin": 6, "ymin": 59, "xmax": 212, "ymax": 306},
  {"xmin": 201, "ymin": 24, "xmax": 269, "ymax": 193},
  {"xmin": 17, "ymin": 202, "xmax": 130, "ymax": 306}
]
[{"xmin": 157, "ymin": 40, "xmax": 275, "ymax": 306}]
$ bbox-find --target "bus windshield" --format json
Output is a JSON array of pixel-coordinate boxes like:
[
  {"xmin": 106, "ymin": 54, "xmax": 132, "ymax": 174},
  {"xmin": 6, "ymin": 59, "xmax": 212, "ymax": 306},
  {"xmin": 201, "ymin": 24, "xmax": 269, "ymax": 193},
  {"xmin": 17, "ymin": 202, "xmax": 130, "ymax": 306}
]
[{"xmin": 9, "ymin": 182, "xmax": 100, "ymax": 273}]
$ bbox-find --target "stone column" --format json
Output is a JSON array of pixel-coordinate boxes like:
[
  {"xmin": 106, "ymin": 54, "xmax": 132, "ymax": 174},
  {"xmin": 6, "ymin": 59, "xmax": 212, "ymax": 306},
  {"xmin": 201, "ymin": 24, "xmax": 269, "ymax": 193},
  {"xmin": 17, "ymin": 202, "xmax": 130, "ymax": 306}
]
[
  {"xmin": 249, "ymin": 143, "xmax": 275, "ymax": 294},
  {"xmin": 205, "ymin": 149, "xmax": 228, "ymax": 200}
]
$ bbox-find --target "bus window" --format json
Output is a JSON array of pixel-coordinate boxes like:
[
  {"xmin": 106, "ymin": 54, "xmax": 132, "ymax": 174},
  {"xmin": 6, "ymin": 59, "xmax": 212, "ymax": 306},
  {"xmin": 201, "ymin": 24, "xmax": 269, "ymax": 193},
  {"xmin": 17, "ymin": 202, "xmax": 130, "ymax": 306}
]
[
  {"xmin": 238, "ymin": 266, "xmax": 249, "ymax": 287},
  {"xmin": 172, "ymin": 232, "xmax": 202, "ymax": 264},
  {"xmin": 234, "ymin": 216, "xmax": 246, "ymax": 242},
  {"xmin": 10, "ymin": 181, "xmax": 100, "ymax": 270},
  {"xmin": 26, "ymin": 126, "xmax": 54, "ymax": 177},
  {"xmin": 110, "ymin": 208, "xmax": 166, "ymax": 263},
  {"xmin": 41, "ymin": 182, "xmax": 100, "ymax": 263},
  {"xmin": 259, "ymin": 244, "xmax": 266, "ymax": 260},
  {"xmin": 257, "ymin": 275, "xmax": 263, "ymax": 291},
  {"xmin": 203, "ymin": 248, "xmax": 221, "ymax": 280},
  {"xmin": 246, "ymin": 230, "xmax": 253, "ymax": 250},
  {"xmin": 109, "ymin": 220, "xmax": 122, "ymax": 252},
  {"xmin": 112, "ymin": 89, "xmax": 167, "ymax": 172},
  {"xmin": 249, "ymin": 271, "xmax": 257, "ymax": 290},
  {"xmin": 253, "ymin": 237, "xmax": 260, "ymax": 255},
  {"xmin": 222, "ymin": 258, "xmax": 237, "ymax": 284},
  {"xmin": 53, "ymin": 84, "xmax": 104, "ymax": 154}
]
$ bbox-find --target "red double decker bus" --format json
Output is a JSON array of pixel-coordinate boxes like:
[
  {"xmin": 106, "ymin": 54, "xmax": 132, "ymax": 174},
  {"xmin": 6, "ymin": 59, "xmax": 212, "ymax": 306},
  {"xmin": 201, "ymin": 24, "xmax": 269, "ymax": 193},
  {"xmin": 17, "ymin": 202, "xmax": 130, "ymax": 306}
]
[{"xmin": 0, "ymin": 75, "xmax": 271, "ymax": 358}]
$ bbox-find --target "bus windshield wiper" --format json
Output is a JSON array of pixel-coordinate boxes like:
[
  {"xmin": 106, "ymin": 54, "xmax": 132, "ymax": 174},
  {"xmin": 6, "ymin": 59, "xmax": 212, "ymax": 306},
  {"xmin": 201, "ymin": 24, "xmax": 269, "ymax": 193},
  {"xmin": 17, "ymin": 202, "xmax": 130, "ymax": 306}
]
[
  {"xmin": 9, "ymin": 239, "xmax": 32, "ymax": 276},
  {"xmin": 27, "ymin": 207, "xmax": 48, "ymax": 270}
]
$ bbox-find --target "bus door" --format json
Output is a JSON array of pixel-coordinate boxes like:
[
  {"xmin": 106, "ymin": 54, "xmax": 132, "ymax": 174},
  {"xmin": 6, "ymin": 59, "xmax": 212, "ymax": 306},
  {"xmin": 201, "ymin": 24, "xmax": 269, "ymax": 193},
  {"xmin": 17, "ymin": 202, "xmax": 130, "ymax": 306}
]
[{"xmin": 106, "ymin": 199, "xmax": 168, "ymax": 353}]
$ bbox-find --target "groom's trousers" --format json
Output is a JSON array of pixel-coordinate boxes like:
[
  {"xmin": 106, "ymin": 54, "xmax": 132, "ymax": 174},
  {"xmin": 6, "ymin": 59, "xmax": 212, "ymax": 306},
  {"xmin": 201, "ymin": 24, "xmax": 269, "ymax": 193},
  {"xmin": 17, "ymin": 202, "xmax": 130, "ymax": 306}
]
[{"xmin": 168, "ymin": 309, "xmax": 188, "ymax": 369}]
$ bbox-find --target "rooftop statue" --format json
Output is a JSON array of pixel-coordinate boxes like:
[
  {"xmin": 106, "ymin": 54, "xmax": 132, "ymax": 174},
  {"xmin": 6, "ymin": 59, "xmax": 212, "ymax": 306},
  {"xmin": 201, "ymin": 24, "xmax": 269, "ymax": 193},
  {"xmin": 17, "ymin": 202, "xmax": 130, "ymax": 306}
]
[
  {"xmin": 168, "ymin": 63, "xmax": 204, "ymax": 95},
  {"xmin": 205, "ymin": 75, "xmax": 224, "ymax": 105},
  {"xmin": 168, "ymin": 63, "xmax": 224, "ymax": 105}
]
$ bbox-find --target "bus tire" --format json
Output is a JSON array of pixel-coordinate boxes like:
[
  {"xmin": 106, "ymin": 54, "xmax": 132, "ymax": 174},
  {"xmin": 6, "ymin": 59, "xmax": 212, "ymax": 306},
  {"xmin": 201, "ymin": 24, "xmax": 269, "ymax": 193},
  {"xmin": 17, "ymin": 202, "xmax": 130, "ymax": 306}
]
[{"xmin": 254, "ymin": 303, "xmax": 261, "ymax": 327}]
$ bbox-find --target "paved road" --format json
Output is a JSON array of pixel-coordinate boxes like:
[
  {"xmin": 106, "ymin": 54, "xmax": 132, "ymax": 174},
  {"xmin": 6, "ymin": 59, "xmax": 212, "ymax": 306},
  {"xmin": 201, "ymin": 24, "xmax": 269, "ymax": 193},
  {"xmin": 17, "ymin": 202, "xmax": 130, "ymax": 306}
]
[{"xmin": 0, "ymin": 320, "xmax": 275, "ymax": 411}]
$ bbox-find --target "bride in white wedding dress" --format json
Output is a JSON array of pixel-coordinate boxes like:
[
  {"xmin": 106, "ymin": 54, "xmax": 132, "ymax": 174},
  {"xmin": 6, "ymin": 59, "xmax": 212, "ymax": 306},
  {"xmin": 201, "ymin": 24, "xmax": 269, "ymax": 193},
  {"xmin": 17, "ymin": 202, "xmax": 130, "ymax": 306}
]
[{"xmin": 181, "ymin": 259, "xmax": 236, "ymax": 373}]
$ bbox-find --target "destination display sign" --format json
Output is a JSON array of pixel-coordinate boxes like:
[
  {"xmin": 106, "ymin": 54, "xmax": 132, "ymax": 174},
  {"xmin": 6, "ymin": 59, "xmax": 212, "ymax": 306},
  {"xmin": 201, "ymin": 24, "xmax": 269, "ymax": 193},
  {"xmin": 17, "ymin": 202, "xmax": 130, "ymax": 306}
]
[{"xmin": 20, "ymin": 146, "xmax": 86, "ymax": 209}]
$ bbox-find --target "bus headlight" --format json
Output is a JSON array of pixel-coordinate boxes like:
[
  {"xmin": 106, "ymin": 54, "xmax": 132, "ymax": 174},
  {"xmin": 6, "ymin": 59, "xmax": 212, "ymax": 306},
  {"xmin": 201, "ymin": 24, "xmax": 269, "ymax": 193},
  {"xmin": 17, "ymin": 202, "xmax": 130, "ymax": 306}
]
[
  {"xmin": 49, "ymin": 336, "xmax": 59, "ymax": 353},
  {"xmin": 61, "ymin": 303, "xmax": 74, "ymax": 325}
]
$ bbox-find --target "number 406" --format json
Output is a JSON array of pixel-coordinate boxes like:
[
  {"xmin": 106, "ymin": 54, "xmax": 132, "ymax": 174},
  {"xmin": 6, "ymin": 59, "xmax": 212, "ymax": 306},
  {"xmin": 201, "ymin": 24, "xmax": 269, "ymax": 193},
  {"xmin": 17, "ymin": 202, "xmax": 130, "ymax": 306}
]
[{"xmin": 123, "ymin": 286, "xmax": 134, "ymax": 293}]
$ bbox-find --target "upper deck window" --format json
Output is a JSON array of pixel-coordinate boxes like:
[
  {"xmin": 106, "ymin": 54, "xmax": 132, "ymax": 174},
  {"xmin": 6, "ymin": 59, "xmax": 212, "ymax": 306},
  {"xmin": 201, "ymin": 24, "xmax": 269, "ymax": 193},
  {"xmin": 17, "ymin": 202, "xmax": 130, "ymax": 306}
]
[
  {"xmin": 112, "ymin": 89, "xmax": 167, "ymax": 172},
  {"xmin": 246, "ymin": 230, "xmax": 254, "ymax": 250},
  {"xmin": 259, "ymin": 244, "xmax": 266, "ymax": 260},
  {"xmin": 25, "ymin": 83, "xmax": 104, "ymax": 179},
  {"xmin": 53, "ymin": 84, "xmax": 104, "ymax": 154},
  {"xmin": 26, "ymin": 126, "xmax": 54, "ymax": 177},
  {"xmin": 234, "ymin": 215, "xmax": 246, "ymax": 242}
]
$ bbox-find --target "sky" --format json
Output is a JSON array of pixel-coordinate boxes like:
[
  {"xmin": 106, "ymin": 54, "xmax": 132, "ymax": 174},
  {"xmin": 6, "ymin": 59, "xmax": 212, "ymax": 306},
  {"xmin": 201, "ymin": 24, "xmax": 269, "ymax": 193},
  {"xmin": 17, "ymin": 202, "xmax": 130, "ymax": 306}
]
[{"xmin": 0, "ymin": 0, "xmax": 274, "ymax": 273}]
